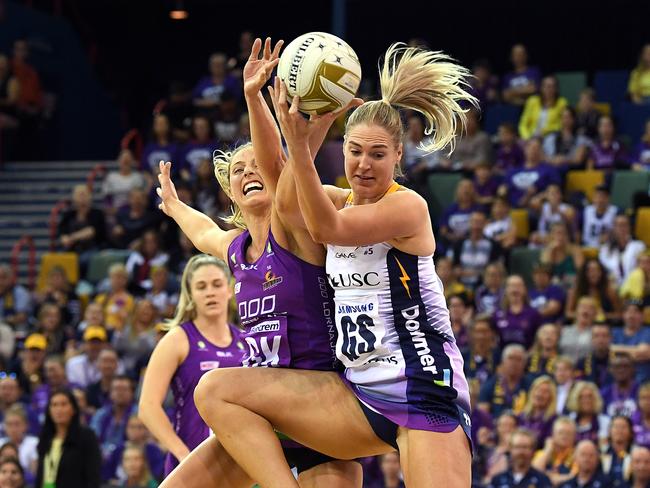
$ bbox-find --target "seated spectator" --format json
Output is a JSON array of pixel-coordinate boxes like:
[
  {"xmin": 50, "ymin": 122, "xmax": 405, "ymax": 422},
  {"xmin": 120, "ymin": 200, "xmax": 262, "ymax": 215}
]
[
  {"xmin": 479, "ymin": 344, "xmax": 531, "ymax": 417},
  {"xmin": 601, "ymin": 354, "xmax": 639, "ymax": 418},
  {"xmin": 500, "ymin": 137, "xmax": 561, "ymax": 208},
  {"xmin": 527, "ymin": 324, "xmax": 560, "ymax": 378},
  {"xmin": 0, "ymin": 264, "xmax": 32, "ymax": 332},
  {"xmin": 600, "ymin": 215, "xmax": 647, "ymax": 286},
  {"xmin": 620, "ymin": 251, "xmax": 650, "ymax": 322},
  {"xmin": 494, "ymin": 122, "xmax": 525, "ymax": 173},
  {"xmin": 112, "ymin": 189, "xmax": 161, "ymax": 249},
  {"xmin": 112, "ymin": 299, "xmax": 158, "ymax": 377},
  {"xmin": 579, "ymin": 184, "xmax": 619, "ymax": 248},
  {"xmin": 540, "ymin": 222, "xmax": 584, "ymax": 289},
  {"xmin": 575, "ymin": 88, "xmax": 600, "ymax": 139},
  {"xmin": 193, "ymin": 158, "xmax": 222, "ymax": 217},
  {"xmin": 473, "ymin": 162, "xmax": 502, "ymax": 207},
  {"xmin": 576, "ymin": 324, "xmax": 614, "ymax": 387},
  {"xmin": 629, "ymin": 446, "xmax": 650, "ymax": 488},
  {"xmin": 9, "ymin": 333, "xmax": 46, "ymax": 398},
  {"xmin": 192, "ymin": 52, "xmax": 240, "ymax": 113},
  {"xmin": 554, "ymin": 356, "xmax": 577, "ymax": 415},
  {"xmin": 436, "ymin": 256, "xmax": 468, "ymax": 300},
  {"xmin": 105, "ymin": 415, "xmax": 164, "ymax": 483},
  {"xmin": 31, "ymin": 356, "xmax": 76, "ymax": 424},
  {"xmin": 468, "ymin": 58, "xmax": 499, "ymax": 110},
  {"xmin": 11, "ymin": 39, "xmax": 43, "ymax": 117},
  {"xmin": 632, "ymin": 119, "xmax": 650, "ymax": 172},
  {"xmin": 0, "ymin": 377, "xmax": 38, "ymax": 437},
  {"xmin": 213, "ymin": 90, "xmax": 241, "ymax": 145},
  {"xmin": 501, "ymin": 44, "xmax": 541, "ymax": 106},
  {"xmin": 463, "ymin": 315, "xmax": 500, "ymax": 386},
  {"xmin": 447, "ymin": 294, "xmax": 472, "ymax": 351},
  {"xmin": 0, "ymin": 457, "xmax": 25, "ymax": 488},
  {"xmin": 611, "ymin": 300, "xmax": 650, "ymax": 383},
  {"xmin": 108, "ymin": 443, "xmax": 159, "ymax": 488},
  {"xmin": 33, "ymin": 266, "xmax": 80, "ymax": 327},
  {"xmin": 628, "ymin": 43, "xmax": 650, "ymax": 105},
  {"xmin": 488, "ymin": 428, "xmax": 552, "ymax": 488},
  {"xmin": 0, "ymin": 54, "xmax": 20, "ymax": 131},
  {"xmin": 65, "ymin": 325, "xmax": 109, "ymax": 388},
  {"xmin": 518, "ymin": 376, "xmax": 557, "ymax": 448},
  {"xmin": 125, "ymin": 230, "xmax": 169, "ymax": 294},
  {"xmin": 560, "ymin": 297, "xmax": 597, "ymax": 361},
  {"xmin": 401, "ymin": 114, "xmax": 444, "ymax": 180},
  {"xmin": 494, "ymin": 275, "xmax": 542, "ymax": 349},
  {"xmin": 586, "ymin": 116, "xmax": 628, "ymax": 171},
  {"xmin": 532, "ymin": 416, "xmax": 578, "ymax": 486},
  {"xmin": 95, "ymin": 264, "xmax": 135, "ymax": 332},
  {"xmin": 449, "ymin": 108, "xmax": 492, "ymax": 171},
  {"xmin": 519, "ymin": 76, "xmax": 568, "ymax": 140},
  {"xmin": 103, "ymin": 149, "xmax": 147, "ymax": 214},
  {"xmin": 439, "ymin": 179, "xmax": 483, "ymax": 251},
  {"xmin": 145, "ymin": 266, "xmax": 178, "ymax": 319},
  {"xmin": 35, "ymin": 389, "xmax": 101, "ymax": 488},
  {"xmin": 543, "ymin": 107, "xmax": 590, "ymax": 170},
  {"xmin": 565, "ymin": 258, "xmax": 622, "ymax": 323},
  {"xmin": 0, "ymin": 405, "xmax": 36, "ymax": 483},
  {"xmin": 530, "ymin": 184, "xmax": 576, "ymax": 247},
  {"xmin": 227, "ymin": 30, "xmax": 254, "ymax": 79},
  {"xmin": 58, "ymin": 184, "xmax": 107, "ymax": 263},
  {"xmin": 0, "ymin": 321, "xmax": 14, "ymax": 363},
  {"xmin": 482, "ymin": 411, "xmax": 519, "ymax": 483},
  {"xmin": 141, "ymin": 114, "xmax": 179, "ymax": 176},
  {"xmin": 475, "ymin": 263, "xmax": 505, "ymax": 315},
  {"xmin": 483, "ymin": 198, "xmax": 517, "ymax": 250},
  {"xmin": 178, "ymin": 116, "xmax": 218, "ymax": 178},
  {"xmin": 166, "ymin": 234, "xmax": 198, "ymax": 280},
  {"xmin": 34, "ymin": 303, "xmax": 74, "ymax": 356},
  {"xmin": 90, "ymin": 376, "xmax": 136, "ymax": 470},
  {"xmin": 77, "ymin": 301, "xmax": 105, "ymax": 337},
  {"xmin": 529, "ymin": 263, "xmax": 566, "ymax": 323},
  {"xmin": 559, "ymin": 440, "xmax": 612, "ymax": 488},
  {"xmin": 566, "ymin": 381, "xmax": 610, "ymax": 446},
  {"xmin": 86, "ymin": 347, "xmax": 119, "ymax": 411},
  {"xmin": 449, "ymin": 211, "xmax": 503, "ymax": 290},
  {"xmin": 633, "ymin": 383, "xmax": 650, "ymax": 449},
  {"xmin": 601, "ymin": 415, "xmax": 634, "ymax": 483},
  {"xmin": 72, "ymin": 387, "xmax": 95, "ymax": 427}
]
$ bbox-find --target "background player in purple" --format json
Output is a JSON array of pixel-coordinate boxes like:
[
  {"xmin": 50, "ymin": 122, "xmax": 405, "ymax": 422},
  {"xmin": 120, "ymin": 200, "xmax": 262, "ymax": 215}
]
[{"xmin": 138, "ymin": 254, "xmax": 245, "ymax": 476}]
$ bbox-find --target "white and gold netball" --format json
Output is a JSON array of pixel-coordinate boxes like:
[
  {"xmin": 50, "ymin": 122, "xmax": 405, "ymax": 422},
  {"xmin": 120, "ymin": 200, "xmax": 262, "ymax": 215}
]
[{"xmin": 277, "ymin": 32, "xmax": 362, "ymax": 115}]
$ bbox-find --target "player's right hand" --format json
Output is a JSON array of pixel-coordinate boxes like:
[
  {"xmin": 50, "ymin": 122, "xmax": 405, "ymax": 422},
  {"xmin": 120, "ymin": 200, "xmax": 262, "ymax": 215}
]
[{"xmin": 156, "ymin": 160, "xmax": 179, "ymax": 216}]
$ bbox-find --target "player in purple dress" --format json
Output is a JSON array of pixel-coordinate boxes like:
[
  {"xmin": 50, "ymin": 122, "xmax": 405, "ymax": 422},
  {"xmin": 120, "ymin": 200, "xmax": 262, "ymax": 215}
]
[
  {"xmin": 156, "ymin": 38, "xmax": 361, "ymax": 487},
  {"xmin": 138, "ymin": 255, "xmax": 245, "ymax": 475}
]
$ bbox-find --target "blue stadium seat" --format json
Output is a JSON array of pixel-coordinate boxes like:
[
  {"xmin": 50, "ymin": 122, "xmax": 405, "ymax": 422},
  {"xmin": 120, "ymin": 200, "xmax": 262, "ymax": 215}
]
[
  {"xmin": 483, "ymin": 104, "xmax": 522, "ymax": 135},
  {"xmin": 615, "ymin": 102, "xmax": 650, "ymax": 144},
  {"xmin": 594, "ymin": 70, "xmax": 629, "ymax": 106}
]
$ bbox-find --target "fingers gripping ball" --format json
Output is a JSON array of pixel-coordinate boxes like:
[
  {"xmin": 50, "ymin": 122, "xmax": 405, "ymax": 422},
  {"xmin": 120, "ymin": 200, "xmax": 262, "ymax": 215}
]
[{"xmin": 277, "ymin": 32, "xmax": 361, "ymax": 115}]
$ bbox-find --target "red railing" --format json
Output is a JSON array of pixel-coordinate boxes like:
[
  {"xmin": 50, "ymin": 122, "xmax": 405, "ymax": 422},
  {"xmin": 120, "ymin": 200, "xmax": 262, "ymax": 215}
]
[
  {"xmin": 11, "ymin": 235, "xmax": 36, "ymax": 289},
  {"xmin": 48, "ymin": 199, "xmax": 69, "ymax": 251},
  {"xmin": 152, "ymin": 99, "xmax": 167, "ymax": 116},
  {"xmin": 121, "ymin": 129, "xmax": 143, "ymax": 161},
  {"xmin": 86, "ymin": 163, "xmax": 106, "ymax": 191}
]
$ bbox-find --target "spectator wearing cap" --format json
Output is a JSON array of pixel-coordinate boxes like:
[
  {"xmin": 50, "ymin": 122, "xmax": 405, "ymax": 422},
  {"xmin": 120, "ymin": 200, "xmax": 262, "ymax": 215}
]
[
  {"xmin": 0, "ymin": 264, "xmax": 32, "ymax": 332},
  {"xmin": 488, "ymin": 428, "xmax": 552, "ymax": 488},
  {"xmin": 601, "ymin": 354, "xmax": 639, "ymax": 418},
  {"xmin": 611, "ymin": 301, "xmax": 650, "ymax": 383},
  {"xmin": 30, "ymin": 356, "xmax": 77, "ymax": 424},
  {"xmin": 576, "ymin": 324, "xmax": 615, "ymax": 387},
  {"xmin": 94, "ymin": 265, "xmax": 135, "ymax": 332},
  {"xmin": 8, "ymin": 333, "xmax": 46, "ymax": 397},
  {"xmin": 560, "ymin": 297, "xmax": 597, "ymax": 362},
  {"xmin": 86, "ymin": 347, "xmax": 119, "ymax": 411},
  {"xmin": 600, "ymin": 215, "xmax": 647, "ymax": 287},
  {"xmin": 529, "ymin": 263, "xmax": 566, "ymax": 324},
  {"xmin": 519, "ymin": 76, "xmax": 568, "ymax": 140},
  {"xmin": 65, "ymin": 325, "xmax": 109, "ymax": 388},
  {"xmin": 579, "ymin": 185, "xmax": 619, "ymax": 249},
  {"xmin": 632, "ymin": 383, "xmax": 650, "ymax": 449},
  {"xmin": 90, "ymin": 375, "xmax": 136, "ymax": 476},
  {"xmin": 479, "ymin": 344, "xmax": 531, "ymax": 417},
  {"xmin": 558, "ymin": 440, "xmax": 613, "ymax": 488},
  {"xmin": 0, "ymin": 405, "xmax": 37, "ymax": 483}
]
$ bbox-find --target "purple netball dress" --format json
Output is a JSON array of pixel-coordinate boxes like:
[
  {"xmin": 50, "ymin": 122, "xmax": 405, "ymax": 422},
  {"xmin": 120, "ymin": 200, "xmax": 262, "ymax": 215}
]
[
  {"xmin": 227, "ymin": 230, "xmax": 336, "ymax": 371},
  {"xmin": 164, "ymin": 321, "xmax": 245, "ymax": 475}
]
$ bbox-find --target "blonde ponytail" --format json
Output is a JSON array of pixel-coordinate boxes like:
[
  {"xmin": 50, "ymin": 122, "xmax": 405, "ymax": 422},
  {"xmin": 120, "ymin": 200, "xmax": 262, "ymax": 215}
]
[{"xmin": 347, "ymin": 43, "xmax": 477, "ymax": 153}]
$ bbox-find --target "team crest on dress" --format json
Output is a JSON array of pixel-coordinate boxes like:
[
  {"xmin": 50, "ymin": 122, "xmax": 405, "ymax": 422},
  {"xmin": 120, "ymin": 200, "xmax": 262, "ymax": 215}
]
[
  {"xmin": 197, "ymin": 340, "xmax": 207, "ymax": 351},
  {"xmin": 262, "ymin": 270, "xmax": 283, "ymax": 290}
]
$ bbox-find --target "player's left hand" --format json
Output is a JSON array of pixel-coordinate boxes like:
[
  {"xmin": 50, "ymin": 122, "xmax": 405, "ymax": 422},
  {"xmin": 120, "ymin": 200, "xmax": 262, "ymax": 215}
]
[{"xmin": 243, "ymin": 37, "xmax": 284, "ymax": 98}]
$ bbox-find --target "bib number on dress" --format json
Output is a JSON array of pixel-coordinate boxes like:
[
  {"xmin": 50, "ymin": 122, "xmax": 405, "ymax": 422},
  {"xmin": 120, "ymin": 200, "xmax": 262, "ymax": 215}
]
[
  {"xmin": 242, "ymin": 316, "xmax": 290, "ymax": 367},
  {"xmin": 335, "ymin": 295, "xmax": 385, "ymax": 367}
]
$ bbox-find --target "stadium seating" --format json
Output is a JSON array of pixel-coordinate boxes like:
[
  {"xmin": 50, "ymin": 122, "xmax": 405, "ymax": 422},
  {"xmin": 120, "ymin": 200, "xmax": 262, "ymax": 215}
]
[
  {"xmin": 508, "ymin": 246, "xmax": 541, "ymax": 286},
  {"xmin": 85, "ymin": 249, "xmax": 131, "ymax": 285},
  {"xmin": 611, "ymin": 171, "xmax": 650, "ymax": 210},
  {"xmin": 594, "ymin": 70, "xmax": 630, "ymax": 106},
  {"xmin": 615, "ymin": 102, "xmax": 650, "ymax": 144},
  {"xmin": 556, "ymin": 71, "xmax": 587, "ymax": 106},
  {"xmin": 510, "ymin": 209, "xmax": 530, "ymax": 240},
  {"xmin": 565, "ymin": 170, "xmax": 605, "ymax": 201},
  {"xmin": 635, "ymin": 207, "xmax": 650, "ymax": 246},
  {"xmin": 482, "ymin": 104, "xmax": 522, "ymax": 135},
  {"xmin": 37, "ymin": 252, "xmax": 79, "ymax": 292},
  {"xmin": 427, "ymin": 173, "xmax": 463, "ymax": 225}
]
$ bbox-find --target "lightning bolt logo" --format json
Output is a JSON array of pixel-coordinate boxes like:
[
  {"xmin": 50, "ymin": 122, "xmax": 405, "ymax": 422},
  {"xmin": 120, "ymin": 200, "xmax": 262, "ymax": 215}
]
[{"xmin": 394, "ymin": 257, "xmax": 412, "ymax": 299}]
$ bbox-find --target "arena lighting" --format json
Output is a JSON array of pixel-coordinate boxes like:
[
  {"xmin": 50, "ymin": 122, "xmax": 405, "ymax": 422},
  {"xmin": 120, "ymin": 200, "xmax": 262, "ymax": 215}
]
[{"xmin": 169, "ymin": 1, "xmax": 188, "ymax": 20}]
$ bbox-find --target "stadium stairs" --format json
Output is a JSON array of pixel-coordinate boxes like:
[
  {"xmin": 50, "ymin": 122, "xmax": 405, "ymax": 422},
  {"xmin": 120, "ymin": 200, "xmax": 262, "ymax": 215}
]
[{"xmin": 0, "ymin": 160, "xmax": 117, "ymax": 286}]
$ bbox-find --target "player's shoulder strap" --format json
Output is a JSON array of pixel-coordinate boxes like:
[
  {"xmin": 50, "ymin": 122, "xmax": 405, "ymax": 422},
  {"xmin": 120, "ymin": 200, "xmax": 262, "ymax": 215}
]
[{"xmin": 345, "ymin": 181, "xmax": 401, "ymax": 207}]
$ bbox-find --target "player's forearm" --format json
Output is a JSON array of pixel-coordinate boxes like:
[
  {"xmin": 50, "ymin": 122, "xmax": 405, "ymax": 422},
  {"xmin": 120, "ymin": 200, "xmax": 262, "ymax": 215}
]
[
  {"xmin": 166, "ymin": 199, "xmax": 221, "ymax": 253},
  {"xmin": 246, "ymin": 92, "xmax": 284, "ymax": 172},
  {"xmin": 139, "ymin": 401, "xmax": 189, "ymax": 459}
]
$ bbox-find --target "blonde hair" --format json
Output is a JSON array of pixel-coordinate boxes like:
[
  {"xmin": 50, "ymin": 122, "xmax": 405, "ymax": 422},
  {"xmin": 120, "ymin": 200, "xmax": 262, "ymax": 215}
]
[
  {"xmin": 522, "ymin": 375, "xmax": 557, "ymax": 420},
  {"xmin": 122, "ymin": 443, "xmax": 153, "ymax": 486},
  {"xmin": 346, "ymin": 43, "xmax": 477, "ymax": 155},
  {"xmin": 566, "ymin": 380, "xmax": 604, "ymax": 414},
  {"xmin": 213, "ymin": 142, "xmax": 254, "ymax": 230},
  {"xmin": 164, "ymin": 254, "xmax": 232, "ymax": 330}
]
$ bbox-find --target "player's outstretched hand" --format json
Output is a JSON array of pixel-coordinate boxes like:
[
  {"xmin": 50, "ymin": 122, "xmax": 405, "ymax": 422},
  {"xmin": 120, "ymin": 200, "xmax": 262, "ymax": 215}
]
[
  {"xmin": 243, "ymin": 37, "xmax": 284, "ymax": 98},
  {"xmin": 156, "ymin": 160, "xmax": 180, "ymax": 216}
]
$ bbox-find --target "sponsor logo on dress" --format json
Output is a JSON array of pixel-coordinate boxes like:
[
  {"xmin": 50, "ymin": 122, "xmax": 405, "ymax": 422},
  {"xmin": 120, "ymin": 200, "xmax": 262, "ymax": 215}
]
[
  {"xmin": 216, "ymin": 351, "xmax": 233, "ymax": 357},
  {"xmin": 240, "ymin": 263, "xmax": 258, "ymax": 271},
  {"xmin": 234, "ymin": 282, "xmax": 241, "ymax": 294},
  {"xmin": 328, "ymin": 272, "xmax": 380, "ymax": 288},
  {"xmin": 197, "ymin": 340, "xmax": 207, "ymax": 351},
  {"xmin": 262, "ymin": 270, "xmax": 283, "ymax": 291},
  {"xmin": 199, "ymin": 361, "xmax": 220, "ymax": 371}
]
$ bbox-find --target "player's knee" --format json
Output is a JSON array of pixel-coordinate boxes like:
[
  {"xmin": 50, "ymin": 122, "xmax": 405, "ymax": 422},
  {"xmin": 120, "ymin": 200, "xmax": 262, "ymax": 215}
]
[{"xmin": 194, "ymin": 369, "xmax": 225, "ymax": 415}]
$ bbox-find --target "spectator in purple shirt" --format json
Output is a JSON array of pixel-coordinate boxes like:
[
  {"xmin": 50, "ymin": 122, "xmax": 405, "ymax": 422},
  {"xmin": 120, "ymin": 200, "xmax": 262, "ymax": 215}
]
[
  {"xmin": 632, "ymin": 384, "xmax": 650, "ymax": 449},
  {"xmin": 500, "ymin": 137, "xmax": 561, "ymax": 208},
  {"xmin": 632, "ymin": 119, "xmax": 650, "ymax": 171},
  {"xmin": 439, "ymin": 179, "xmax": 483, "ymax": 250},
  {"xmin": 475, "ymin": 263, "xmax": 506, "ymax": 315},
  {"xmin": 566, "ymin": 381, "xmax": 610, "ymax": 445},
  {"xmin": 179, "ymin": 116, "xmax": 218, "ymax": 178},
  {"xmin": 587, "ymin": 116, "xmax": 628, "ymax": 171},
  {"xmin": 473, "ymin": 162, "xmax": 502, "ymax": 207},
  {"xmin": 494, "ymin": 122, "xmax": 525, "ymax": 173},
  {"xmin": 192, "ymin": 52, "xmax": 241, "ymax": 115},
  {"xmin": 468, "ymin": 58, "xmax": 499, "ymax": 110},
  {"xmin": 518, "ymin": 375, "xmax": 557, "ymax": 449},
  {"xmin": 141, "ymin": 114, "xmax": 179, "ymax": 176},
  {"xmin": 494, "ymin": 275, "xmax": 543, "ymax": 349},
  {"xmin": 463, "ymin": 314, "xmax": 500, "ymax": 386},
  {"xmin": 111, "ymin": 189, "xmax": 161, "ymax": 249},
  {"xmin": 529, "ymin": 263, "xmax": 566, "ymax": 323},
  {"xmin": 601, "ymin": 354, "xmax": 639, "ymax": 418},
  {"xmin": 502, "ymin": 44, "xmax": 541, "ymax": 106},
  {"xmin": 31, "ymin": 356, "xmax": 77, "ymax": 424}
]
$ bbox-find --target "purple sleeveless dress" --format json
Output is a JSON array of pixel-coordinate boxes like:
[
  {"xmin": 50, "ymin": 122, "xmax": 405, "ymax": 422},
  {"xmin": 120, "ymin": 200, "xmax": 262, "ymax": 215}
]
[{"xmin": 164, "ymin": 321, "xmax": 245, "ymax": 475}]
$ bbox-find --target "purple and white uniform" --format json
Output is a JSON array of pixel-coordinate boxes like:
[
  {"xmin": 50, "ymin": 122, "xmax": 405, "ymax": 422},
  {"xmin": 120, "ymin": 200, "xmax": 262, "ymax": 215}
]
[
  {"xmin": 165, "ymin": 321, "xmax": 245, "ymax": 474},
  {"xmin": 228, "ymin": 230, "xmax": 336, "ymax": 371},
  {"xmin": 326, "ymin": 186, "xmax": 471, "ymax": 436}
]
